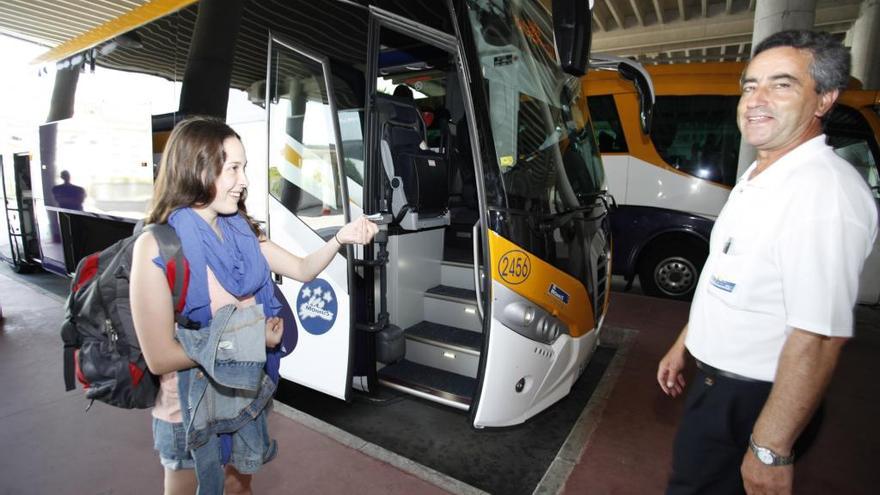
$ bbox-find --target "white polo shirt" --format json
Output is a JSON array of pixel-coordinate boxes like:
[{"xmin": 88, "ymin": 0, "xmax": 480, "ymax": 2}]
[{"xmin": 686, "ymin": 135, "xmax": 878, "ymax": 381}]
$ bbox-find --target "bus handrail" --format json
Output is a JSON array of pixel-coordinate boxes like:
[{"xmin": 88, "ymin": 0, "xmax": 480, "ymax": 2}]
[{"xmin": 472, "ymin": 219, "xmax": 484, "ymax": 322}]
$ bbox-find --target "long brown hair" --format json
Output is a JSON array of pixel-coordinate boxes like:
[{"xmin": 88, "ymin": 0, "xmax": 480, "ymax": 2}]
[{"xmin": 148, "ymin": 116, "xmax": 262, "ymax": 235}]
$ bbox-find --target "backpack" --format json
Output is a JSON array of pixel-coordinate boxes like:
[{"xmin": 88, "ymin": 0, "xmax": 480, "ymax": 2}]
[{"xmin": 61, "ymin": 223, "xmax": 196, "ymax": 409}]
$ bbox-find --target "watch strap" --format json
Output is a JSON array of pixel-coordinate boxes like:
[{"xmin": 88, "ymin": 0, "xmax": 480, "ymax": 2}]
[{"xmin": 749, "ymin": 435, "xmax": 795, "ymax": 466}]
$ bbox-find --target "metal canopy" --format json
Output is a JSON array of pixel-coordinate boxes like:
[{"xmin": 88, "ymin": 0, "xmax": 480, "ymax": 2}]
[
  {"xmin": 591, "ymin": 0, "xmax": 862, "ymax": 64},
  {"xmin": 0, "ymin": 0, "xmax": 865, "ymax": 67}
]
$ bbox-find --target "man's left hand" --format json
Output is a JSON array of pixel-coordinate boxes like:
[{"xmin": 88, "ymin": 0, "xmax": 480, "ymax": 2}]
[{"xmin": 741, "ymin": 450, "xmax": 793, "ymax": 495}]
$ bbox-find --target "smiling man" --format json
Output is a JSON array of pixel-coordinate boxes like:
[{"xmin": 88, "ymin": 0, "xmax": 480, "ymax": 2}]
[{"xmin": 656, "ymin": 31, "xmax": 878, "ymax": 494}]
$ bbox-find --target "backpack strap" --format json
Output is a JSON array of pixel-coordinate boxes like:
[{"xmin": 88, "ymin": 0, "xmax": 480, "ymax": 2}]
[{"xmin": 143, "ymin": 223, "xmax": 200, "ymax": 330}]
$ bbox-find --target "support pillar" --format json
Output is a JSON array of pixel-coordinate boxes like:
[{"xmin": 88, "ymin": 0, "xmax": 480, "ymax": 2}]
[
  {"xmin": 178, "ymin": 0, "xmax": 244, "ymax": 119},
  {"xmin": 736, "ymin": 0, "xmax": 818, "ymax": 177},
  {"xmin": 850, "ymin": 0, "xmax": 880, "ymax": 89}
]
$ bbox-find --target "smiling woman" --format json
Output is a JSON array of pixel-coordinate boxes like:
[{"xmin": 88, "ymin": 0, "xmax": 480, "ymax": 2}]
[{"xmin": 130, "ymin": 116, "xmax": 377, "ymax": 493}]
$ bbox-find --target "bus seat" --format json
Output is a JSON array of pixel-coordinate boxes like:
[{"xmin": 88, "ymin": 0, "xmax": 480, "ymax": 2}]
[{"xmin": 375, "ymin": 94, "xmax": 450, "ymax": 230}]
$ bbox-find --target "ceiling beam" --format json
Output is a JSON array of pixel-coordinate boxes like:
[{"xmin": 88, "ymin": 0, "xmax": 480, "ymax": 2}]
[
  {"xmin": 604, "ymin": 0, "xmax": 625, "ymax": 29},
  {"xmin": 653, "ymin": 0, "xmax": 665, "ymax": 24},
  {"xmin": 592, "ymin": 3, "xmax": 860, "ymax": 57},
  {"xmin": 593, "ymin": 11, "xmax": 606, "ymax": 32},
  {"xmin": 628, "ymin": 0, "xmax": 644, "ymax": 26},
  {"xmin": 31, "ymin": 0, "xmax": 198, "ymax": 64}
]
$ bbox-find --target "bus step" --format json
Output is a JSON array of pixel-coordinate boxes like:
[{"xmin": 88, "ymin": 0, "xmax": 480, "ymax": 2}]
[
  {"xmin": 425, "ymin": 284, "xmax": 476, "ymax": 302},
  {"xmin": 440, "ymin": 261, "xmax": 475, "ymax": 291},
  {"xmin": 404, "ymin": 321, "xmax": 481, "ymax": 377},
  {"xmin": 407, "ymin": 320, "xmax": 481, "ymax": 352},
  {"xmin": 424, "ymin": 285, "xmax": 480, "ymax": 332},
  {"xmin": 378, "ymin": 359, "xmax": 475, "ymax": 409}
]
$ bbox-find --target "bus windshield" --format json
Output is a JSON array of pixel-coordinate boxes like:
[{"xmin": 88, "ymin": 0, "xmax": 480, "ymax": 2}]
[{"xmin": 465, "ymin": 0, "xmax": 604, "ymax": 214}]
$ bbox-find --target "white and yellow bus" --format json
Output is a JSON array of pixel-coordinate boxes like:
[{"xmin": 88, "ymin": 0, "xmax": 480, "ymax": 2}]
[
  {"xmin": 584, "ymin": 62, "xmax": 880, "ymax": 303},
  {"xmin": 9, "ymin": 0, "xmax": 654, "ymax": 427}
]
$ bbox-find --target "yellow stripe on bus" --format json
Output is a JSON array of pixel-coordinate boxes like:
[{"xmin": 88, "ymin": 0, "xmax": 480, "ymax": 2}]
[
  {"xmin": 283, "ymin": 143, "xmax": 303, "ymax": 168},
  {"xmin": 488, "ymin": 230, "xmax": 595, "ymax": 337},
  {"xmin": 31, "ymin": 0, "xmax": 198, "ymax": 65}
]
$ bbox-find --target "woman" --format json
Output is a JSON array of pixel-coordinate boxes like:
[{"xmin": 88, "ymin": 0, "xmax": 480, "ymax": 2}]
[{"xmin": 131, "ymin": 116, "xmax": 377, "ymax": 494}]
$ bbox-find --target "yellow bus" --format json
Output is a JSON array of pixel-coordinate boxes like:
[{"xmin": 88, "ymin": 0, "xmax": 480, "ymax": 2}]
[{"xmin": 584, "ymin": 62, "xmax": 880, "ymax": 303}]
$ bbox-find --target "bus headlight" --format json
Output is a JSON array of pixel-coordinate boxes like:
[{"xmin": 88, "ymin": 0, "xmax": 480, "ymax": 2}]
[{"xmin": 497, "ymin": 284, "xmax": 568, "ymax": 344}]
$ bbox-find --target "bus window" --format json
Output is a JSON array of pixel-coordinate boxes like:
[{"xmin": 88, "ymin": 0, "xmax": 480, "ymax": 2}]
[
  {"xmin": 267, "ymin": 46, "xmax": 345, "ymax": 237},
  {"xmin": 587, "ymin": 95, "xmax": 628, "ymax": 153},
  {"xmin": 650, "ymin": 95, "xmax": 741, "ymax": 186},
  {"xmin": 826, "ymin": 105, "xmax": 880, "ymax": 199}
]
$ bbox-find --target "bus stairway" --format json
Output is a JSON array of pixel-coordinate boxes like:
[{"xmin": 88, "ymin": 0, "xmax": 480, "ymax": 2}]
[{"xmin": 378, "ymin": 261, "xmax": 483, "ymax": 410}]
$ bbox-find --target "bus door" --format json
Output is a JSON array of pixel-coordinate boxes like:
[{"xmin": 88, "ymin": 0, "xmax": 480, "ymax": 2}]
[
  {"xmin": 466, "ymin": 0, "xmax": 607, "ymax": 428},
  {"xmin": 266, "ymin": 35, "xmax": 356, "ymax": 401}
]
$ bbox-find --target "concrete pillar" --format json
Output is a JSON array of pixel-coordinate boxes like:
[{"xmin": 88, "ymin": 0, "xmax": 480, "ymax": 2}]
[
  {"xmin": 736, "ymin": 0, "xmax": 818, "ymax": 177},
  {"xmin": 850, "ymin": 0, "xmax": 880, "ymax": 89}
]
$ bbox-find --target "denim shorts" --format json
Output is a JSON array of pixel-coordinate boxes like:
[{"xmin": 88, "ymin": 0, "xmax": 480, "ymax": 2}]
[{"xmin": 152, "ymin": 417, "xmax": 195, "ymax": 470}]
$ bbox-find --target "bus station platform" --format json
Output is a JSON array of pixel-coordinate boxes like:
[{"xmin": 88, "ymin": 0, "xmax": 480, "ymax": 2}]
[{"xmin": 0, "ymin": 264, "xmax": 877, "ymax": 494}]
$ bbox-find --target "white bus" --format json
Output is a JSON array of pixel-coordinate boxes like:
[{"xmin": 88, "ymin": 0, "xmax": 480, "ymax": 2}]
[
  {"xmin": 15, "ymin": 0, "xmax": 653, "ymax": 427},
  {"xmin": 584, "ymin": 62, "xmax": 880, "ymax": 303}
]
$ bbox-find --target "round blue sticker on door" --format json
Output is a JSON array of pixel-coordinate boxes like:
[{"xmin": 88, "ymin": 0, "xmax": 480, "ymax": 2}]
[{"xmin": 296, "ymin": 278, "xmax": 338, "ymax": 335}]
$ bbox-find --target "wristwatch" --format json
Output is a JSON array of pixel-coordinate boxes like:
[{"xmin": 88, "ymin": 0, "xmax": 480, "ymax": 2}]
[{"xmin": 749, "ymin": 435, "xmax": 795, "ymax": 466}]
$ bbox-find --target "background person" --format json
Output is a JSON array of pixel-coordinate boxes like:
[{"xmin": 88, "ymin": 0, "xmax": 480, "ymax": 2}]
[
  {"xmin": 130, "ymin": 116, "xmax": 377, "ymax": 494},
  {"xmin": 656, "ymin": 30, "xmax": 877, "ymax": 495},
  {"xmin": 52, "ymin": 169, "xmax": 86, "ymax": 210}
]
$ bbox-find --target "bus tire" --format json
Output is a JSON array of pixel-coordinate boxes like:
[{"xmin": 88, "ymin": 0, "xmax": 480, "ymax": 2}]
[{"xmin": 638, "ymin": 240, "xmax": 707, "ymax": 301}]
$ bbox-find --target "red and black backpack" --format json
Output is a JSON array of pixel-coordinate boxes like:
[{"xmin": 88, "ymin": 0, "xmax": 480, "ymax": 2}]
[{"xmin": 61, "ymin": 223, "xmax": 195, "ymax": 409}]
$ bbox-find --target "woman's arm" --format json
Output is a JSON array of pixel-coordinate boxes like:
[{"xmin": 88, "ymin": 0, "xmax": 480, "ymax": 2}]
[
  {"xmin": 130, "ymin": 231, "xmax": 196, "ymax": 375},
  {"xmin": 261, "ymin": 216, "xmax": 378, "ymax": 282}
]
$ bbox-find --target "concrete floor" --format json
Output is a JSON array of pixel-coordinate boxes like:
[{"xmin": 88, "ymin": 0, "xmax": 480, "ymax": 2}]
[{"xmin": 1, "ymin": 266, "xmax": 877, "ymax": 494}]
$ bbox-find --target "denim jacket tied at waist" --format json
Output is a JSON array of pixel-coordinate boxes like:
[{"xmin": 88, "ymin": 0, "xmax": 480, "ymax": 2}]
[{"xmin": 176, "ymin": 303, "xmax": 277, "ymax": 494}]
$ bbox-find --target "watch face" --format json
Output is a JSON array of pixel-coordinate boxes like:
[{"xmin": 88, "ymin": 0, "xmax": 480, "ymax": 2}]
[{"xmin": 757, "ymin": 449, "xmax": 774, "ymax": 465}]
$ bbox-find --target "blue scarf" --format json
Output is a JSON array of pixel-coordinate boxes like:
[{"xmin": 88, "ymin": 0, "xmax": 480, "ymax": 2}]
[{"xmin": 168, "ymin": 207, "xmax": 282, "ymax": 463}]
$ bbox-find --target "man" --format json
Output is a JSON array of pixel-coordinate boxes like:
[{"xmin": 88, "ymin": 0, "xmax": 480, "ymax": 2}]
[
  {"xmin": 52, "ymin": 170, "xmax": 86, "ymax": 210},
  {"xmin": 657, "ymin": 30, "xmax": 878, "ymax": 494}
]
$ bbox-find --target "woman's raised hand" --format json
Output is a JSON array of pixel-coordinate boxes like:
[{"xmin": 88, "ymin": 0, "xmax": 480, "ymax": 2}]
[{"xmin": 334, "ymin": 216, "xmax": 379, "ymax": 246}]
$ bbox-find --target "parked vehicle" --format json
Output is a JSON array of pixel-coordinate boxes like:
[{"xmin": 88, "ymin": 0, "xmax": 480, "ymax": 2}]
[
  {"xmin": 12, "ymin": 0, "xmax": 654, "ymax": 427},
  {"xmin": 584, "ymin": 62, "xmax": 880, "ymax": 303}
]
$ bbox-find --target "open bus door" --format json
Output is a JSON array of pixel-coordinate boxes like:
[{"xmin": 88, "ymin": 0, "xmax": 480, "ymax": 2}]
[
  {"xmin": 265, "ymin": 35, "xmax": 356, "ymax": 401},
  {"xmin": 466, "ymin": 0, "xmax": 615, "ymax": 428}
]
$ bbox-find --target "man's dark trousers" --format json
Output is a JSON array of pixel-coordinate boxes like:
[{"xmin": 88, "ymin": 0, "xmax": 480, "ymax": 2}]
[{"xmin": 666, "ymin": 367, "xmax": 772, "ymax": 495}]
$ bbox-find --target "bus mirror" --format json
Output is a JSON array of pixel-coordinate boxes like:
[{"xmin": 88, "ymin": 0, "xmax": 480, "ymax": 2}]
[
  {"xmin": 247, "ymin": 80, "xmax": 266, "ymax": 107},
  {"xmin": 590, "ymin": 53, "xmax": 655, "ymax": 134},
  {"xmin": 552, "ymin": 0, "xmax": 593, "ymax": 76},
  {"xmin": 617, "ymin": 63, "xmax": 654, "ymax": 134}
]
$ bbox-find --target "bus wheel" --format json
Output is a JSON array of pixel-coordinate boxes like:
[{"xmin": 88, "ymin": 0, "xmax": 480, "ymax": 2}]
[{"xmin": 638, "ymin": 241, "xmax": 707, "ymax": 301}]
